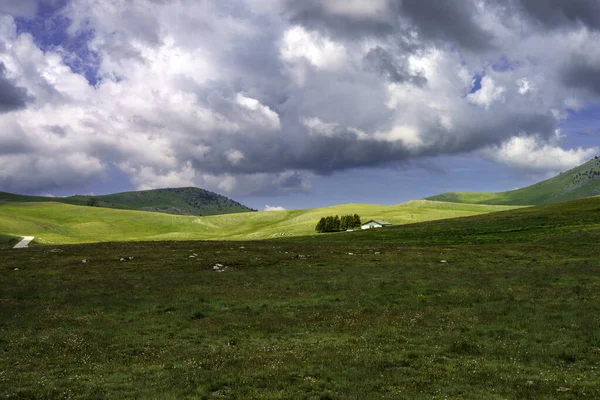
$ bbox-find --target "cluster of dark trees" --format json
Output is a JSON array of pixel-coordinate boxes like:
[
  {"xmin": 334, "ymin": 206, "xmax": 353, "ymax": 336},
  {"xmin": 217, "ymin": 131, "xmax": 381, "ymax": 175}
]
[
  {"xmin": 571, "ymin": 168, "xmax": 600, "ymax": 186},
  {"xmin": 316, "ymin": 214, "xmax": 361, "ymax": 233}
]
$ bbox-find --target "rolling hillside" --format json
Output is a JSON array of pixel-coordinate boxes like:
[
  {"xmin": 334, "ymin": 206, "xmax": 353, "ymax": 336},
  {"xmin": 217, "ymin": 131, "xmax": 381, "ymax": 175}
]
[
  {"xmin": 0, "ymin": 187, "xmax": 255, "ymax": 216},
  {"xmin": 426, "ymin": 156, "xmax": 600, "ymax": 205},
  {"xmin": 0, "ymin": 200, "xmax": 518, "ymax": 245}
]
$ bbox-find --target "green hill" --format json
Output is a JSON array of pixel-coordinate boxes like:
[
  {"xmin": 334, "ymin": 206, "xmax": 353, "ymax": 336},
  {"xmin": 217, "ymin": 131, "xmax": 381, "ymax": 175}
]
[
  {"xmin": 0, "ymin": 199, "xmax": 518, "ymax": 245},
  {"xmin": 0, "ymin": 187, "xmax": 255, "ymax": 216},
  {"xmin": 426, "ymin": 156, "xmax": 600, "ymax": 205}
]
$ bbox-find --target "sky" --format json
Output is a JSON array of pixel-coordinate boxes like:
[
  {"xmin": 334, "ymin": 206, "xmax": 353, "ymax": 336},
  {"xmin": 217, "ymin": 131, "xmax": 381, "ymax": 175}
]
[{"xmin": 0, "ymin": 0, "xmax": 599, "ymax": 211}]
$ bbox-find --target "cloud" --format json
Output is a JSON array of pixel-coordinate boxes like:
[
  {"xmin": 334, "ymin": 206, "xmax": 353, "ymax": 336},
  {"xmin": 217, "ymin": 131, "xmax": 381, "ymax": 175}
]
[
  {"xmin": 0, "ymin": 152, "xmax": 104, "ymax": 194},
  {"xmin": 0, "ymin": 62, "xmax": 31, "ymax": 112},
  {"xmin": 284, "ymin": 0, "xmax": 493, "ymax": 50},
  {"xmin": 561, "ymin": 55, "xmax": 600, "ymax": 96},
  {"xmin": 264, "ymin": 205, "xmax": 286, "ymax": 211},
  {"xmin": 398, "ymin": 0, "xmax": 494, "ymax": 51},
  {"xmin": 0, "ymin": 0, "xmax": 40, "ymax": 19},
  {"xmin": 514, "ymin": 0, "xmax": 600, "ymax": 31},
  {"xmin": 467, "ymin": 76, "xmax": 505, "ymax": 109},
  {"xmin": 482, "ymin": 135, "xmax": 599, "ymax": 172},
  {"xmin": 363, "ymin": 46, "xmax": 427, "ymax": 85},
  {"xmin": 280, "ymin": 25, "xmax": 348, "ymax": 85},
  {"xmin": 0, "ymin": 0, "xmax": 599, "ymax": 197}
]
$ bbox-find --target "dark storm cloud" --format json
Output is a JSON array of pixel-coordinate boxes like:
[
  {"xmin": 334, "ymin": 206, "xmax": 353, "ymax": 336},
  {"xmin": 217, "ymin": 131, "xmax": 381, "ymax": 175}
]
[
  {"xmin": 450, "ymin": 111, "xmax": 558, "ymax": 153},
  {"xmin": 284, "ymin": 1, "xmax": 396, "ymax": 39},
  {"xmin": 284, "ymin": 0, "xmax": 493, "ymax": 51},
  {"xmin": 514, "ymin": 0, "xmax": 600, "ymax": 30},
  {"xmin": 0, "ymin": 62, "xmax": 31, "ymax": 113},
  {"xmin": 227, "ymin": 22, "xmax": 290, "ymax": 111},
  {"xmin": 561, "ymin": 58, "xmax": 600, "ymax": 96},
  {"xmin": 186, "ymin": 130, "xmax": 410, "ymax": 176},
  {"xmin": 181, "ymin": 106, "xmax": 558, "ymax": 178},
  {"xmin": 398, "ymin": 0, "xmax": 493, "ymax": 51}
]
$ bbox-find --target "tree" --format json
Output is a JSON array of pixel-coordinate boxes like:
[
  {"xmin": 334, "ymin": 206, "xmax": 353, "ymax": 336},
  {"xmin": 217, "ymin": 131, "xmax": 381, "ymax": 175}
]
[
  {"xmin": 353, "ymin": 214, "xmax": 361, "ymax": 228},
  {"xmin": 339, "ymin": 214, "xmax": 361, "ymax": 230},
  {"xmin": 316, "ymin": 214, "xmax": 361, "ymax": 233},
  {"xmin": 324, "ymin": 216, "xmax": 336, "ymax": 232},
  {"xmin": 340, "ymin": 215, "xmax": 349, "ymax": 231},
  {"xmin": 315, "ymin": 217, "xmax": 326, "ymax": 233}
]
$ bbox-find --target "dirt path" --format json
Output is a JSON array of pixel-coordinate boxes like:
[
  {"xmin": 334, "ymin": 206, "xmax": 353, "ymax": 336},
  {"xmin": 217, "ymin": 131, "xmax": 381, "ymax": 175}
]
[{"xmin": 14, "ymin": 236, "xmax": 34, "ymax": 249}]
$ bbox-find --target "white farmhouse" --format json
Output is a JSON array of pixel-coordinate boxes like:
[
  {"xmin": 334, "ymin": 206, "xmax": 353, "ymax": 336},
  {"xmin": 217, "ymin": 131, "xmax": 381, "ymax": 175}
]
[{"xmin": 361, "ymin": 220, "xmax": 392, "ymax": 230}]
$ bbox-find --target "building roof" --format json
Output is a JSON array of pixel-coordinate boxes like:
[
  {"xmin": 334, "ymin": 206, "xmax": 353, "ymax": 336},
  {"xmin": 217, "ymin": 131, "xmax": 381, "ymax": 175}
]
[{"xmin": 362, "ymin": 219, "xmax": 392, "ymax": 226}]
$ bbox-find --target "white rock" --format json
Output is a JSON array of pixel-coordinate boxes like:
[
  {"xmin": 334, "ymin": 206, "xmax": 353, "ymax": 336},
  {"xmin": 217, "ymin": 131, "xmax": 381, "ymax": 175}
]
[
  {"xmin": 120, "ymin": 258, "xmax": 125, "ymax": 261},
  {"xmin": 213, "ymin": 266, "xmax": 220, "ymax": 270},
  {"xmin": 440, "ymin": 260, "xmax": 448, "ymax": 263},
  {"xmin": 81, "ymin": 259, "xmax": 87, "ymax": 264},
  {"xmin": 14, "ymin": 268, "xmax": 18, "ymax": 271}
]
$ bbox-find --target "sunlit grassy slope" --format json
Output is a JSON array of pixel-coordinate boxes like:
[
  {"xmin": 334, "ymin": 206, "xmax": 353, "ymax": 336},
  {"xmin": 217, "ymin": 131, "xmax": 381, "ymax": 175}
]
[
  {"xmin": 0, "ymin": 200, "xmax": 519, "ymax": 244},
  {"xmin": 426, "ymin": 157, "xmax": 600, "ymax": 205}
]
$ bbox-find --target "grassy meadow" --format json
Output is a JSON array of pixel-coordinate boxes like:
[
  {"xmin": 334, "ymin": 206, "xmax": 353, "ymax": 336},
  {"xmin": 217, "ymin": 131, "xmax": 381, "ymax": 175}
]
[
  {"xmin": 0, "ymin": 200, "xmax": 518, "ymax": 244},
  {"xmin": 1, "ymin": 196, "xmax": 600, "ymax": 398},
  {"xmin": 0, "ymin": 233, "xmax": 19, "ymax": 250}
]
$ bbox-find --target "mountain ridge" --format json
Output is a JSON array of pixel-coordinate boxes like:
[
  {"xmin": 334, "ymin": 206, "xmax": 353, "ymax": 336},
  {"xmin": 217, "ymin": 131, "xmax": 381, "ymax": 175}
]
[{"xmin": 0, "ymin": 186, "xmax": 256, "ymax": 216}]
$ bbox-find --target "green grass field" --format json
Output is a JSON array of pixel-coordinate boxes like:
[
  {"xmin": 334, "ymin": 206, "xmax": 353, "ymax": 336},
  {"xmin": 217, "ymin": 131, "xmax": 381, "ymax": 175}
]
[
  {"xmin": 0, "ymin": 200, "xmax": 518, "ymax": 244},
  {"xmin": 427, "ymin": 157, "xmax": 600, "ymax": 205},
  {"xmin": 0, "ymin": 233, "xmax": 20, "ymax": 250},
  {"xmin": 1, "ymin": 196, "xmax": 600, "ymax": 398}
]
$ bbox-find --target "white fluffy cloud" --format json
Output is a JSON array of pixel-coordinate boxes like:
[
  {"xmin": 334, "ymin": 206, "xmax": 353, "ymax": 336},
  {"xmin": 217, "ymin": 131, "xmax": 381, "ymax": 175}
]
[
  {"xmin": 483, "ymin": 135, "xmax": 599, "ymax": 173},
  {"xmin": 467, "ymin": 76, "xmax": 505, "ymax": 109},
  {"xmin": 264, "ymin": 205, "xmax": 287, "ymax": 211},
  {"xmin": 280, "ymin": 25, "xmax": 348, "ymax": 84}
]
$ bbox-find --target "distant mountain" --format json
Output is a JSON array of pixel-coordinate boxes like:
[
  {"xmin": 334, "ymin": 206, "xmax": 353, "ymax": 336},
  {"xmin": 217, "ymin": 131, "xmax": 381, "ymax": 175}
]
[
  {"xmin": 0, "ymin": 187, "xmax": 256, "ymax": 216},
  {"xmin": 426, "ymin": 157, "xmax": 600, "ymax": 205}
]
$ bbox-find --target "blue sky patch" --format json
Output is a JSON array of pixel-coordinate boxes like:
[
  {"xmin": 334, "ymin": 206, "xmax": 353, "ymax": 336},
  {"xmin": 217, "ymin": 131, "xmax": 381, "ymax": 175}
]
[
  {"xmin": 15, "ymin": 0, "xmax": 100, "ymax": 86},
  {"xmin": 469, "ymin": 72, "xmax": 484, "ymax": 94}
]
